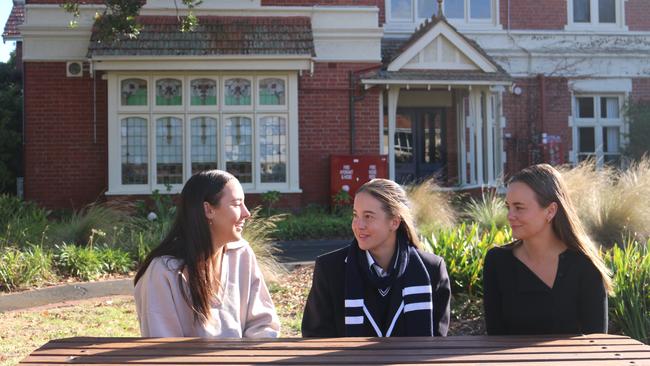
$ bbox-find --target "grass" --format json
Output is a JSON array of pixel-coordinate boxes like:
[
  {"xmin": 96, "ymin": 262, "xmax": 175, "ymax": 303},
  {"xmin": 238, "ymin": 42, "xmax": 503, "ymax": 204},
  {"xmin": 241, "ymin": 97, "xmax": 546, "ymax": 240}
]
[
  {"xmin": 406, "ymin": 178, "xmax": 456, "ymax": 235},
  {"xmin": 0, "ymin": 296, "xmax": 139, "ymax": 366}
]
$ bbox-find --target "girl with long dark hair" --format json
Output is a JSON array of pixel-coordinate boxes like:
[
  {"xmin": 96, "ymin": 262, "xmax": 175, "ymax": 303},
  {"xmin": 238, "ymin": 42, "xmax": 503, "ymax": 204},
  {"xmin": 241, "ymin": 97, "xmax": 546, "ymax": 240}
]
[
  {"xmin": 134, "ymin": 170, "xmax": 280, "ymax": 337},
  {"xmin": 483, "ymin": 164, "xmax": 612, "ymax": 335},
  {"xmin": 302, "ymin": 178, "xmax": 451, "ymax": 337}
]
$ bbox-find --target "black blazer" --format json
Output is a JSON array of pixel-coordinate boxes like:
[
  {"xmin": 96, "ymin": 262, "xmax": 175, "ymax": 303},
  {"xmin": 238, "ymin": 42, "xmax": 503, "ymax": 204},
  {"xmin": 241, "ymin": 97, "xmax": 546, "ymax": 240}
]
[{"xmin": 302, "ymin": 245, "xmax": 451, "ymax": 337}]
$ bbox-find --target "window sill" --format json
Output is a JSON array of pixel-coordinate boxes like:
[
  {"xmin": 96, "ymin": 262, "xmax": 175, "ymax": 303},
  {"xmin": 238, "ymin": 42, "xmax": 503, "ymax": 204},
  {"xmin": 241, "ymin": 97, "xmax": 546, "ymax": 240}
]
[
  {"xmin": 106, "ymin": 187, "xmax": 303, "ymax": 196},
  {"xmin": 564, "ymin": 24, "xmax": 629, "ymax": 33}
]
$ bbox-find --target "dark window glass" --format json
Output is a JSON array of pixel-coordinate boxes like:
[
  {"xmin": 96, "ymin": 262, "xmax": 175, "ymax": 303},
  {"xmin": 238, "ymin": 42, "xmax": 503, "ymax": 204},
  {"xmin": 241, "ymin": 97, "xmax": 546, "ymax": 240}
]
[
  {"xmin": 577, "ymin": 97, "xmax": 595, "ymax": 118},
  {"xmin": 573, "ymin": 0, "xmax": 591, "ymax": 22},
  {"xmin": 598, "ymin": 0, "xmax": 616, "ymax": 23},
  {"xmin": 579, "ymin": 127, "xmax": 595, "ymax": 153}
]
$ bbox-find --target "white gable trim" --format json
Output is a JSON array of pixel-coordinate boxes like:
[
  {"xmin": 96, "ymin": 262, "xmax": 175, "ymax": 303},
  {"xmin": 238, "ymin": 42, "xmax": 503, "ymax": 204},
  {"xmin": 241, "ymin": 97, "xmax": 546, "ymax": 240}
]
[{"xmin": 387, "ymin": 22, "xmax": 497, "ymax": 73}]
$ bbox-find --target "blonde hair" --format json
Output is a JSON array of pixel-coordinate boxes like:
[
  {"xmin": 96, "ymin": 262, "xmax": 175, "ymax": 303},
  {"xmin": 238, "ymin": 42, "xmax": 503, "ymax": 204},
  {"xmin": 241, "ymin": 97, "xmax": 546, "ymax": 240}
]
[
  {"xmin": 508, "ymin": 164, "xmax": 613, "ymax": 294},
  {"xmin": 356, "ymin": 178, "xmax": 421, "ymax": 249}
]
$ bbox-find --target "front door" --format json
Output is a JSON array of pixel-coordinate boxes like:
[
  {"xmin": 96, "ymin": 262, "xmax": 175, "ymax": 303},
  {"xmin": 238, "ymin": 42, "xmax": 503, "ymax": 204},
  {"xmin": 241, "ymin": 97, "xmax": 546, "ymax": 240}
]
[{"xmin": 394, "ymin": 108, "xmax": 447, "ymax": 184}]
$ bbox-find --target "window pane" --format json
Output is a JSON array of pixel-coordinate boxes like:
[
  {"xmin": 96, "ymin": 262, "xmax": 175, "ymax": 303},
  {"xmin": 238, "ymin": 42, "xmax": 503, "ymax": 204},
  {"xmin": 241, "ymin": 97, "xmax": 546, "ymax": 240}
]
[
  {"xmin": 603, "ymin": 127, "xmax": 620, "ymax": 153},
  {"xmin": 391, "ymin": 0, "xmax": 413, "ymax": 20},
  {"xmin": 395, "ymin": 114, "xmax": 413, "ymax": 163},
  {"xmin": 577, "ymin": 97, "xmax": 595, "ymax": 118},
  {"xmin": 470, "ymin": 0, "xmax": 491, "ymax": 19},
  {"xmin": 445, "ymin": 0, "xmax": 464, "ymax": 18},
  {"xmin": 418, "ymin": 0, "xmax": 436, "ymax": 18},
  {"xmin": 156, "ymin": 117, "xmax": 183, "ymax": 185},
  {"xmin": 600, "ymin": 97, "xmax": 619, "ymax": 118},
  {"xmin": 225, "ymin": 78, "xmax": 251, "ymax": 106},
  {"xmin": 598, "ymin": 0, "xmax": 616, "ymax": 23},
  {"xmin": 259, "ymin": 78, "xmax": 286, "ymax": 106},
  {"xmin": 579, "ymin": 127, "xmax": 595, "ymax": 153},
  {"xmin": 156, "ymin": 79, "xmax": 182, "ymax": 106},
  {"xmin": 573, "ymin": 0, "xmax": 590, "ymax": 22},
  {"xmin": 121, "ymin": 79, "xmax": 147, "ymax": 106},
  {"xmin": 191, "ymin": 117, "xmax": 218, "ymax": 174},
  {"xmin": 190, "ymin": 79, "xmax": 217, "ymax": 106},
  {"xmin": 260, "ymin": 116, "xmax": 287, "ymax": 183},
  {"xmin": 225, "ymin": 117, "xmax": 252, "ymax": 183},
  {"xmin": 121, "ymin": 117, "xmax": 148, "ymax": 184}
]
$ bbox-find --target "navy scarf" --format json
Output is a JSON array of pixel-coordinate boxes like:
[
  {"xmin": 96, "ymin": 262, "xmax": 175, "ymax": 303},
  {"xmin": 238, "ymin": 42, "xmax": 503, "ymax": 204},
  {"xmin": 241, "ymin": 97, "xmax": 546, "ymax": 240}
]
[{"xmin": 344, "ymin": 232, "xmax": 434, "ymax": 337}]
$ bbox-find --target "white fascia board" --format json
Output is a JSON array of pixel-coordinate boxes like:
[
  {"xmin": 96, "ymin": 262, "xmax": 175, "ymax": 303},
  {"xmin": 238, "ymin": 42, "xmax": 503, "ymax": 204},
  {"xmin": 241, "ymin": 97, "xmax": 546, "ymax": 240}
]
[
  {"xmin": 569, "ymin": 78, "xmax": 632, "ymax": 93},
  {"xmin": 387, "ymin": 23, "xmax": 497, "ymax": 73},
  {"xmin": 361, "ymin": 79, "xmax": 512, "ymax": 86},
  {"xmin": 93, "ymin": 58, "xmax": 312, "ymax": 71}
]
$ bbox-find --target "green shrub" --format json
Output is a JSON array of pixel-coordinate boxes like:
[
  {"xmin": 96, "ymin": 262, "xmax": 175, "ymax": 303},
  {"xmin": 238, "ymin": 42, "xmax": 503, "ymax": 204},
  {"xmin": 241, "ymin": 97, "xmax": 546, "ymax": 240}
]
[
  {"xmin": 423, "ymin": 223, "xmax": 511, "ymax": 296},
  {"xmin": 51, "ymin": 203, "xmax": 134, "ymax": 248},
  {"xmin": 274, "ymin": 207, "xmax": 352, "ymax": 240},
  {"xmin": 0, "ymin": 194, "xmax": 50, "ymax": 248},
  {"xmin": 623, "ymin": 99, "xmax": 650, "ymax": 161},
  {"xmin": 606, "ymin": 239, "xmax": 650, "ymax": 344},
  {"xmin": 97, "ymin": 246, "xmax": 134, "ymax": 274},
  {"xmin": 54, "ymin": 243, "xmax": 105, "ymax": 281},
  {"xmin": 462, "ymin": 189, "xmax": 508, "ymax": 230},
  {"xmin": 0, "ymin": 245, "xmax": 55, "ymax": 291},
  {"xmin": 261, "ymin": 190, "xmax": 281, "ymax": 216}
]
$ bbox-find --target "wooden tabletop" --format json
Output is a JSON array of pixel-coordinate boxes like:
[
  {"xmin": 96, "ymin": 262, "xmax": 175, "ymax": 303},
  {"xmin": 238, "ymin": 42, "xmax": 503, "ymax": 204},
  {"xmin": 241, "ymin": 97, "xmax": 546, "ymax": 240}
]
[{"xmin": 20, "ymin": 334, "xmax": 650, "ymax": 365}]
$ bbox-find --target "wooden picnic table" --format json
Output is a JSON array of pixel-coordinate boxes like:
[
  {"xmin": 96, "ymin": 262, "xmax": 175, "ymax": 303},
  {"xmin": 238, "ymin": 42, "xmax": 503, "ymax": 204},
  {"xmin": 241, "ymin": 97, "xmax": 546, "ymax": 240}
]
[{"xmin": 20, "ymin": 333, "xmax": 650, "ymax": 365}]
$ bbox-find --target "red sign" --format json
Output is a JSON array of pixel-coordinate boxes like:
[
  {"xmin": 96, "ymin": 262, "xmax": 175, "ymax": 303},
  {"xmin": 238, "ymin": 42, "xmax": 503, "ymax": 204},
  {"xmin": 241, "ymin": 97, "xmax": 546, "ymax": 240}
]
[{"xmin": 330, "ymin": 155, "xmax": 388, "ymax": 204}]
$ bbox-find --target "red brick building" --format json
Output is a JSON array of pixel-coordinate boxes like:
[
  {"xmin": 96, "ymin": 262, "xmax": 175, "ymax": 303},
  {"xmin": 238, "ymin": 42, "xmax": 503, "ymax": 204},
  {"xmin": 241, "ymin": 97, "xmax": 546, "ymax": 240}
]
[{"xmin": 3, "ymin": 0, "xmax": 650, "ymax": 209}]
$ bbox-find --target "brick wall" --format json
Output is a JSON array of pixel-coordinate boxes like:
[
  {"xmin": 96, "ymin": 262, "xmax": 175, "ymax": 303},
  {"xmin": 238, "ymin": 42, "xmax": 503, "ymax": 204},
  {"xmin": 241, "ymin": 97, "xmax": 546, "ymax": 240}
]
[
  {"xmin": 632, "ymin": 78, "xmax": 650, "ymax": 102},
  {"xmin": 23, "ymin": 62, "xmax": 108, "ymax": 209},
  {"xmin": 502, "ymin": 76, "xmax": 570, "ymax": 176},
  {"xmin": 499, "ymin": 0, "xmax": 566, "ymax": 30},
  {"xmin": 297, "ymin": 62, "xmax": 382, "ymax": 206},
  {"xmin": 626, "ymin": 0, "xmax": 650, "ymax": 31}
]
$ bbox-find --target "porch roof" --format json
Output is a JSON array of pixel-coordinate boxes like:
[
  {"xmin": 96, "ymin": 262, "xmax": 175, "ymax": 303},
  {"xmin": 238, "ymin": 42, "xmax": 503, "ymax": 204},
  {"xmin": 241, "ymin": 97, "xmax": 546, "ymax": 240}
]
[
  {"xmin": 2, "ymin": 1, "xmax": 24, "ymax": 42},
  {"xmin": 87, "ymin": 16, "xmax": 315, "ymax": 59},
  {"xmin": 361, "ymin": 69, "xmax": 512, "ymax": 86}
]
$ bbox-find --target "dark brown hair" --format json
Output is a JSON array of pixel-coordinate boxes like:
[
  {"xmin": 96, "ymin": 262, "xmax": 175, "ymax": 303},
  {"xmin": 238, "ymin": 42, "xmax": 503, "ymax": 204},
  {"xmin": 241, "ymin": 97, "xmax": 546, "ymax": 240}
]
[{"xmin": 134, "ymin": 170, "xmax": 236, "ymax": 323}]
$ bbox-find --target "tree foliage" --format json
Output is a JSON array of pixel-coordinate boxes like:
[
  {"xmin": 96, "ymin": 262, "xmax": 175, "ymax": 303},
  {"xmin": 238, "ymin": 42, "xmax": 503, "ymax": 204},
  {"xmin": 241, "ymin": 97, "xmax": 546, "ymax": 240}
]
[
  {"xmin": 624, "ymin": 99, "xmax": 650, "ymax": 161},
  {"xmin": 0, "ymin": 52, "xmax": 23, "ymax": 194},
  {"xmin": 63, "ymin": 0, "xmax": 202, "ymax": 43}
]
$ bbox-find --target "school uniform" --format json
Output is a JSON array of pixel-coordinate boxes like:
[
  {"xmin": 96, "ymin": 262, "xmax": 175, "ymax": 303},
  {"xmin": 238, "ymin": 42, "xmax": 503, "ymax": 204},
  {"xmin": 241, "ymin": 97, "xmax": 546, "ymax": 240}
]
[{"xmin": 302, "ymin": 234, "xmax": 451, "ymax": 337}]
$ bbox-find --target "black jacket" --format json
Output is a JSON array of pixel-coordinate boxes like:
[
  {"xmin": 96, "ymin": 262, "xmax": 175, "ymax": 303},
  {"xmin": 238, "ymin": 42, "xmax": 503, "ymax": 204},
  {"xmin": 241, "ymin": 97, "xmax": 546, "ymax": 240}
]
[{"xmin": 302, "ymin": 245, "xmax": 451, "ymax": 337}]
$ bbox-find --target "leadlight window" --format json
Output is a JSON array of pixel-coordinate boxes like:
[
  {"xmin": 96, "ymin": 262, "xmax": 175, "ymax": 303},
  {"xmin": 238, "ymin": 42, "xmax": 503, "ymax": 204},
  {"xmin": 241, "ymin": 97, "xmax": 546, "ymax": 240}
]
[
  {"xmin": 121, "ymin": 117, "xmax": 148, "ymax": 184},
  {"xmin": 259, "ymin": 78, "xmax": 286, "ymax": 106},
  {"xmin": 155, "ymin": 117, "xmax": 183, "ymax": 184},
  {"xmin": 191, "ymin": 117, "xmax": 218, "ymax": 174},
  {"xmin": 156, "ymin": 79, "xmax": 182, "ymax": 106},
  {"xmin": 225, "ymin": 116, "xmax": 253, "ymax": 183},
  {"xmin": 225, "ymin": 78, "xmax": 251, "ymax": 106},
  {"xmin": 191, "ymin": 79, "xmax": 217, "ymax": 106},
  {"xmin": 121, "ymin": 79, "xmax": 147, "ymax": 106},
  {"xmin": 259, "ymin": 116, "xmax": 287, "ymax": 183}
]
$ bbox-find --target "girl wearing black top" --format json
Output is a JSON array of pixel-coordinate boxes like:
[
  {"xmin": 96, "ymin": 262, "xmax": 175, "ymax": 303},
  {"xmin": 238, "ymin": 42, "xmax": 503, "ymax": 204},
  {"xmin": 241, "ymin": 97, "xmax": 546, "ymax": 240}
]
[
  {"xmin": 302, "ymin": 178, "xmax": 451, "ymax": 337},
  {"xmin": 483, "ymin": 164, "xmax": 613, "ymax": 335}
]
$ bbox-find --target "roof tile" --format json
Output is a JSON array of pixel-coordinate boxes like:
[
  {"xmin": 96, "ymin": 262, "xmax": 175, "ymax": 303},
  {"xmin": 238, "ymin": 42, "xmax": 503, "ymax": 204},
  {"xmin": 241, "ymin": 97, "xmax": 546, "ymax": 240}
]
[{"xmin": 2, "ymin": 1, "xmax": 25, "ymax": 41}]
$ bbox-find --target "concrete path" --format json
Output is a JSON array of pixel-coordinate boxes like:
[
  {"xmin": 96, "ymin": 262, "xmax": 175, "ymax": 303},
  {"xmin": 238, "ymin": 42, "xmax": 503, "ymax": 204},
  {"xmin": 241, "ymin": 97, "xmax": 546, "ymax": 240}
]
[{"xmin": 0, "ymin": 239, "xmax": 350, "ymax": 312}]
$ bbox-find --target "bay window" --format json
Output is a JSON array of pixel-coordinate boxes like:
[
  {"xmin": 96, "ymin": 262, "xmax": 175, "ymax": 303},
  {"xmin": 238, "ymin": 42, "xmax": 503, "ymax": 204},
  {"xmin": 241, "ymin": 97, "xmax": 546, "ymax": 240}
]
[{"xmin": 108, "ymin": 73, "xmax": 298, "ymax": 194}]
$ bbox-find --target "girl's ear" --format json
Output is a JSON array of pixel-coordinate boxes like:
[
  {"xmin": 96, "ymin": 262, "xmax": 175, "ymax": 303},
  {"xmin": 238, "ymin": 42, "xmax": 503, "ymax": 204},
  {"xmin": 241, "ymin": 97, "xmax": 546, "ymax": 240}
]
[
  {"xmin": 546, "ymin": 202, "xmax": 558, "ymax": 222},
  {"xmin": 390, "ymin": 216, "xmax": 401, "ymax": 231},
  {"xmin": 204, "ymin": 201, "xmax": 215, "ymax": 220}
]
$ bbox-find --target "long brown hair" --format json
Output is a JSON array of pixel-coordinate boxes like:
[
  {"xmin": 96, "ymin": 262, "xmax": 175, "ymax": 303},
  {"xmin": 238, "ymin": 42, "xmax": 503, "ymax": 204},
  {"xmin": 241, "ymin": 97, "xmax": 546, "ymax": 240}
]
[
  {"xmin": 356, "ymin": 178, "xmax": 422, "ymax": 249},
  {"xmin": 134, "ymin": 170, "xmax": 236, "ymax": 324},
  {"xmin": 508, "ymin": 164, "xmax": 613, "ymax": 293}
]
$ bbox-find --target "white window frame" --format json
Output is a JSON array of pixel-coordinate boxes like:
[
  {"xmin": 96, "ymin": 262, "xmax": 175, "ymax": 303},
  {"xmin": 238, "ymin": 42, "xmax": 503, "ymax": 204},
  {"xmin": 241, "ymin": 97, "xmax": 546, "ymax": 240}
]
[
  {"xmin": 385, "ymin": 0, "xmax": 500, "ymax": 30},
  {"xmin": 107, "ymin": 72, "xmax": 301, "ymax": 195},
  {"xmin": 570, "ymin": 94, "xmax": 625, "ymax": 167},
  {"xmin": 256, "ymin": 76, "xmax": 289, "ymax": 111},
  {"xmin": 566, "ymin": 0, "xmax": 628, "ymax": 31}
]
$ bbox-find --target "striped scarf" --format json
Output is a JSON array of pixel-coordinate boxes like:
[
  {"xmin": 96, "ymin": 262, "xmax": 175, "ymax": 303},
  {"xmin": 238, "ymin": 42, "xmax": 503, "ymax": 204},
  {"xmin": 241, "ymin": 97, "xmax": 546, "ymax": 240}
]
[{"xmin": 344, "ymin": 234, "xmax": 434, "ymax": 337}]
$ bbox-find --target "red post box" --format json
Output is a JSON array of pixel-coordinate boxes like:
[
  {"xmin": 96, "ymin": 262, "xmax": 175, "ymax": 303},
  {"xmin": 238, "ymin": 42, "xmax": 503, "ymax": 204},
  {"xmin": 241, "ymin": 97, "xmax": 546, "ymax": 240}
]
[{"xmin": 330, "ymin": 155, "xmax": 389, "ymax": 206}]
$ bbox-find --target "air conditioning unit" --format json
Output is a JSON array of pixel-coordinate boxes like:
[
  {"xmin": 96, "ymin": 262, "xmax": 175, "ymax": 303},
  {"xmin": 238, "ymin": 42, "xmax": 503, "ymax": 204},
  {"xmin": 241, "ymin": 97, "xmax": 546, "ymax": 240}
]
[{"xmin": 66, "ymin": 61, "xmax": 83, "ymax": 77}]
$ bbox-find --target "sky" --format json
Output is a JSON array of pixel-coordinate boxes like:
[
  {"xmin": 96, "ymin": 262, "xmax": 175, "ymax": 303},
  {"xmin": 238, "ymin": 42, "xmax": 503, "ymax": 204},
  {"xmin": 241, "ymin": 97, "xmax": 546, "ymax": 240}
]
[{"xmin": 1, "ymin": 1, "xmax": 16, "ymax": 63}]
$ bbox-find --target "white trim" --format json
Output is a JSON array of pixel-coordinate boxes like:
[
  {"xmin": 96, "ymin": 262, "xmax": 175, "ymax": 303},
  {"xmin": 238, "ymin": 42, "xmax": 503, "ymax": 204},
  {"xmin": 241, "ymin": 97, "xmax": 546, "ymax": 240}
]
[
  {"xmin": 362, "ymin": 305, "xmax": 383, "ymax": 337},
  {"xmin": 569, "ymin": 78, "xmax": 632, "ymax": 93},
  {"xmin": 385, "ymin": 301, "xmax": 404, "ymax": 337},
  {"xmin": 362, "ymin": 80, "xmax": 512, "ymax": 86},
  {"xmin": 345, "ymin": 299, "xmax": 365, "ymax": 307},
  {"xmin": 387, "ymin": 23, "xmax": 497, "ymax": 72},
  {"xmin": 404, "ymin": 302, "xmax": 434, "ymax": 312},
  {"xmin": 387, "ymin": 88, "xmax": 401, "ymax": 181},
  {"xmin": 345, "ymin": 316, "xmax": 364, "ymax": 325},
  {"xmin": 402, "ymin": 285, "xmax": 432, "ymax": 296},
  {"xmin": 94, "ymin": 59, "xmax": 312, "ymax": 71}
]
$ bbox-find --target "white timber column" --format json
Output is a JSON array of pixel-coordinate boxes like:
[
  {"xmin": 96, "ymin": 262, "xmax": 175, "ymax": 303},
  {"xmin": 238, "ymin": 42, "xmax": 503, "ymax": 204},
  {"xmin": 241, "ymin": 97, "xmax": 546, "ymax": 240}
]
[{"xmin": 387, "ymin": 87, "xmax": 401, "ymax": 181}]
